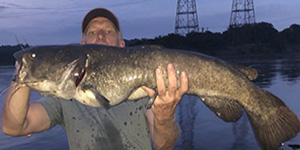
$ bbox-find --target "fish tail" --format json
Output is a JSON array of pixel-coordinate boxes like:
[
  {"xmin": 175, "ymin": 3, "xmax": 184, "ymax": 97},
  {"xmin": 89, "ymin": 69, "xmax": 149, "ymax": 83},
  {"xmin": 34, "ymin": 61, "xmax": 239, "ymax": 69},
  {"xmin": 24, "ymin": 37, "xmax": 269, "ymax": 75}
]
[{"xmin": 247, "ymin": 90, "xmax": 300, "ymax": 150}]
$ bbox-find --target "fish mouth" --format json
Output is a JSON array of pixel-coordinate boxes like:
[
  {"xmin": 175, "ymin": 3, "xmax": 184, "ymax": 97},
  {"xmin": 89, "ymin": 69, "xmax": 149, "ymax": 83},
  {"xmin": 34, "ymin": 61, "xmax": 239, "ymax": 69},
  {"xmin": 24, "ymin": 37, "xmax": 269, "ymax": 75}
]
[
  {"xmin": 75, "ymin": 67, "xmax": 86, "ymax": 87},
  {"xmin": 13, "ymin": 50, "xmax": 24, "ymax": 64},
  {"xmin": 14, "ymin": 65, "xmax": 28, "ymax": 84}
]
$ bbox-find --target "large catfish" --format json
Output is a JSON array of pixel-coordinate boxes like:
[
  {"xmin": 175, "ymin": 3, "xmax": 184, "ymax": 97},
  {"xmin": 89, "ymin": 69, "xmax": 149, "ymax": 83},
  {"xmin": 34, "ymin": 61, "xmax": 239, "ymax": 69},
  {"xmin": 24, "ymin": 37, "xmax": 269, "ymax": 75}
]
[{"xmin": 14, "ymin": 44, "xmax": 300, "ymax": 150}]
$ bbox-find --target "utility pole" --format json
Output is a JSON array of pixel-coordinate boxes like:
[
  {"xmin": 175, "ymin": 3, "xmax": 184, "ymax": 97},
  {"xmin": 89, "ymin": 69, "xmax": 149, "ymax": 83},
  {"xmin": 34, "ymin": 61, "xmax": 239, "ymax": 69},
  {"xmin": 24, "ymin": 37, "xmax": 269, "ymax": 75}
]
[
  {"xmin": 230, "ymin": 0, "xmax": 256, "ymax": 27},
  {"xmin": 175, "ymin": 0, "xmax": 199, "ymax": 35}
]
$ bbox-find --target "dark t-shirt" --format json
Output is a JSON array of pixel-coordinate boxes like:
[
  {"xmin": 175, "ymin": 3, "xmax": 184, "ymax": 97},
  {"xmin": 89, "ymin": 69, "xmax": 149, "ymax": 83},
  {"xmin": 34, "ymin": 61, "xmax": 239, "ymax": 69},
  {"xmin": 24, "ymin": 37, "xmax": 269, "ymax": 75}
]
[{"xmin": 41, "ymin": 97, "xmax": 152, "ymax": 150}]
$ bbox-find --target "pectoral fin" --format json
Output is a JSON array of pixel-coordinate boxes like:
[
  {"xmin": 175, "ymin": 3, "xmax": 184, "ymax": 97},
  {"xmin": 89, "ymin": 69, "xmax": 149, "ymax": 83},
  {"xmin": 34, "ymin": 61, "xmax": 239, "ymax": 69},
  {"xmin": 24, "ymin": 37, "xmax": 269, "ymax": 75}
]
[
  {"xmin": 74, "ymin": 85, "xmax": 110, "ymax": 109},
  {"xmin": 201, "ymin": 96, "xmax": 243, "ymax": 122},
  {"xmin": 83, "ymin": 85, "xmax": 110, "ymax": 109}
]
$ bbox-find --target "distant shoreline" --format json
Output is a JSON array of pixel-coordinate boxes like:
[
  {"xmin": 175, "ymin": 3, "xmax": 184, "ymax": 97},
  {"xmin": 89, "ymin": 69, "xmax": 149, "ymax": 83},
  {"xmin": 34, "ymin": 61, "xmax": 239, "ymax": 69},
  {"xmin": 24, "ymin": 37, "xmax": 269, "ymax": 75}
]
[
  {"xmin": 0, "ymin": 66, "xmax": 14, "ymax": 68},
  {"xmin": 217, "ymin": 51, "xmax": 300, "ymax": 60}
]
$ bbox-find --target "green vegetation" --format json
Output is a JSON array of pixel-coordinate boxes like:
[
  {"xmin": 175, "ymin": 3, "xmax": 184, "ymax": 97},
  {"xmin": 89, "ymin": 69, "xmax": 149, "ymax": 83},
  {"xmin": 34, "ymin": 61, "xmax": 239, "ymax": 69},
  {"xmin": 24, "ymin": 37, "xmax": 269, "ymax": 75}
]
[
  {"xmin": 0, "ymin": 44, "xmax": 29, "ymax": 66},
  {"xmin": 127, "ymin": 22, "xmax": 300, "ymax": 56}
]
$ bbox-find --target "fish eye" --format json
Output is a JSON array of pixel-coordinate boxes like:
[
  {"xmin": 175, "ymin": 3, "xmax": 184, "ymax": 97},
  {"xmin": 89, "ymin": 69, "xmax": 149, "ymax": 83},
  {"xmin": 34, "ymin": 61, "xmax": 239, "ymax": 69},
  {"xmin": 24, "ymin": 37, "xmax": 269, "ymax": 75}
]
[{"xmin": 31, "ymin": 53, "xmax": 36, "ymax": 58}]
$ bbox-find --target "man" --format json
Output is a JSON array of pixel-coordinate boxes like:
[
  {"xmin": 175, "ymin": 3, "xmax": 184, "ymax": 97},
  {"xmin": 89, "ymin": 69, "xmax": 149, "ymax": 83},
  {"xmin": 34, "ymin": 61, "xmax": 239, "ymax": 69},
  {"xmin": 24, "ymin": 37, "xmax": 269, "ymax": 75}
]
[{"xmin": 2, "ymin": 8, "xmax": 188, "ymax": 150}]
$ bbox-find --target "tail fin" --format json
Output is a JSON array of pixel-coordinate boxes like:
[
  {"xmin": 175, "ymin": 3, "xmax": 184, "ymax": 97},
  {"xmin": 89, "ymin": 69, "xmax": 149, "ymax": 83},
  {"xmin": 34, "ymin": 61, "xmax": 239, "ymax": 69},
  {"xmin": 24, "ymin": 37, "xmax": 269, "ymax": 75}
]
[{"xmin": 247, "ymin": 90, "xmax": 300, "ymax": 150}]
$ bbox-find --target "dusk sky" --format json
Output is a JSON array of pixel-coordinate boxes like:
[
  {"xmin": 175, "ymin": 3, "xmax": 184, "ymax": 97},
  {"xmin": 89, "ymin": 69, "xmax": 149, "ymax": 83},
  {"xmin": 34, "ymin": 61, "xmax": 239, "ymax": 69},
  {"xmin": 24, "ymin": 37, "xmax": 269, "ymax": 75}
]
[{"xmin": 0, "ymin": 0, "xmax": 299, "ymax": 45}]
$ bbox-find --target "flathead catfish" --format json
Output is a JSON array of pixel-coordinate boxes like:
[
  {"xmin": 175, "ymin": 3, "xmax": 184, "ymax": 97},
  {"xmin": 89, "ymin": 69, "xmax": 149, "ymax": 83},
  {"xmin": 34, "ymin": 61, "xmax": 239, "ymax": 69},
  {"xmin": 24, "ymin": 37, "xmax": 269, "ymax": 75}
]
[{"xmin": 14, "ymin": 44, "xmax": 300, "ymax": 150}]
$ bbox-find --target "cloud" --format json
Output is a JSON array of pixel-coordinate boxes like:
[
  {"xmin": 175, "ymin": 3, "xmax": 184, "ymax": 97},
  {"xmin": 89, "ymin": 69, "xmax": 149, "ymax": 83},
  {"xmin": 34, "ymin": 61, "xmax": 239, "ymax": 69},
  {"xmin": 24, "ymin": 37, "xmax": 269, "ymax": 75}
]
[
  {"xmin": 108, "ymin": 0, "xmax": 151, "ymax": 8},
  {"xmin": 0, "ymin": 24, "xmax": 81, "ymax": 46},
  {"xmin": 0, "ymin": 5, "xmax": 8, "ymax": 11},
  {"xmin": 0, "ymin": 2, "xmax": 21, "ymax": 7},
  {"xmin": 0, "ymin": 2, "xmax": 49, "ymax": 10},
  {"xmin": 121, "ymin": 15, "xmax": 175, "ymax": 39}
]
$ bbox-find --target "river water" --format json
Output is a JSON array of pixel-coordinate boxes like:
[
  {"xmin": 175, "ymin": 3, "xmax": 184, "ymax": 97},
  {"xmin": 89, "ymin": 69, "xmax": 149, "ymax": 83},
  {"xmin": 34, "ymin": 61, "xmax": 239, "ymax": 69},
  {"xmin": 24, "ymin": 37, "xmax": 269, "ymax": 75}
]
[{"xmin": 0, "ymin": 55, "xmax": 299, "ymax": 150}]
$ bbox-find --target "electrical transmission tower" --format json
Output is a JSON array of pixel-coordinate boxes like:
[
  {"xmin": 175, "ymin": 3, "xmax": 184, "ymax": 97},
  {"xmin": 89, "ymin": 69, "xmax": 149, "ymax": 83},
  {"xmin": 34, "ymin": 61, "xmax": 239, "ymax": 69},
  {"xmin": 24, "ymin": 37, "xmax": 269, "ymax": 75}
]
[
  {"xmin": 230, "ymin": 0, "xmax": 256, "ymax": 27},
  {"xmin": 175, "ymin": 0, "xmax": 199, "ymax": 35}
]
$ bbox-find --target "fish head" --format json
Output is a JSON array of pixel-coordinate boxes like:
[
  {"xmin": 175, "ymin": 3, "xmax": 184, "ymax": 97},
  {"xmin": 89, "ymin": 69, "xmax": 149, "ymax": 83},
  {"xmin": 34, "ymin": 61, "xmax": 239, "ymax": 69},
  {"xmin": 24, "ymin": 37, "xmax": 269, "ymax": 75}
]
[{"xmin": 13, "ymin": 46, "xmax": 88, "ymax": 100}]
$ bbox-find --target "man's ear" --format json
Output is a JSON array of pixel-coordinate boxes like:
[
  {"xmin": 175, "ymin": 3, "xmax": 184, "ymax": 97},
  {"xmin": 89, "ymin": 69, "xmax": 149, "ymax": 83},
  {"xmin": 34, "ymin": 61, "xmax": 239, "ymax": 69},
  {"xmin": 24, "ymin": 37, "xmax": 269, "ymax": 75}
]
[
  {"xmin": 120, "ymin": 40, "xmax": 125, "ymax": 48},
  {"xmin": 80, "ymin": 35, "xmax": 85, "ymax": 45}
]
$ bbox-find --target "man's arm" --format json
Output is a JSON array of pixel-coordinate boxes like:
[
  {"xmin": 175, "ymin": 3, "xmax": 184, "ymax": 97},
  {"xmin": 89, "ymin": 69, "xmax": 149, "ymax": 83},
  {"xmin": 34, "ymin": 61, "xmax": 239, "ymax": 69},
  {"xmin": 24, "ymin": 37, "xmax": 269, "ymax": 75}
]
[
  {"xmin": 1, "ymin": 62, "xmax": 51, "ymax": 136},
  {"xmin": 144, "ymin": 63, "xmax": 188, "ymax": 150}
]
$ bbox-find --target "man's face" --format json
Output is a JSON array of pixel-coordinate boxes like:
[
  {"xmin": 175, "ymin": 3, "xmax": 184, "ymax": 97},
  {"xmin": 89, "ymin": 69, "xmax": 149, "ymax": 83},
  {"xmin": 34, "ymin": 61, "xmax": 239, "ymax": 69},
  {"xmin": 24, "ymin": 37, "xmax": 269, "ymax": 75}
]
[{"xmin": 81, "ymin": 17, "xmax": 124, "ymax": 47}]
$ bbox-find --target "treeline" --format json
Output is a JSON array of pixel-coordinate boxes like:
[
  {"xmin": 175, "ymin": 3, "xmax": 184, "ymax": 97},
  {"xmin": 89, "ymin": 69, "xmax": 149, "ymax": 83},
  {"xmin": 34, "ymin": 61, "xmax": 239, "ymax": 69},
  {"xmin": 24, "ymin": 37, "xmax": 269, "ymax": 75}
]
[
  {"xmin": 127, "ymin": 22, "xmax": 300, "ymax": 55},
  {"xmin": 0, "ymin": 44, "xmax": 30, "ymax": 65},
  {"xmin": 0, "ymin": 22, "xmax": 300, "ymax": 65}
]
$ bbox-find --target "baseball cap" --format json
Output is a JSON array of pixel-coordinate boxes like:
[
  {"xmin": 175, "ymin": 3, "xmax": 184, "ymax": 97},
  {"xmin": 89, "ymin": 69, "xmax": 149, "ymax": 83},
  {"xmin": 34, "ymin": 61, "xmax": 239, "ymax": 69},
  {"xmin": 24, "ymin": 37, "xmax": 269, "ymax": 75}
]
[{"xmin": 82, "ymin": 8, "xmax": 120, "ymax": 33}]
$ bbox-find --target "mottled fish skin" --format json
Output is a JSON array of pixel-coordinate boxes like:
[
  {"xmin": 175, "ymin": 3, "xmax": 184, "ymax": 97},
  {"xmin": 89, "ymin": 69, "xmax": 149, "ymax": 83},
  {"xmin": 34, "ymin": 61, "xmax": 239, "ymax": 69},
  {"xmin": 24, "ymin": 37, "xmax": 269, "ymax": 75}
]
[{"xmin": 14, "ymin": 44, "xmax": 300, "ymax": 150}]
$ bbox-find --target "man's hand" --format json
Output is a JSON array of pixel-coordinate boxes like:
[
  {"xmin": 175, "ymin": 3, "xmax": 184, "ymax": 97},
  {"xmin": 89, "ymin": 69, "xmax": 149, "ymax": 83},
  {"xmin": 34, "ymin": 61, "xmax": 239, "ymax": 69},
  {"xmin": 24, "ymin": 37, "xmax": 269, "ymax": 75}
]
[
  {"xmin": 143, "ymin": 63, "xmax": 188, "ymax": 120},
  {"xmin": 143, "ymin": 63, "xmax": 188, "ymax": 150}
]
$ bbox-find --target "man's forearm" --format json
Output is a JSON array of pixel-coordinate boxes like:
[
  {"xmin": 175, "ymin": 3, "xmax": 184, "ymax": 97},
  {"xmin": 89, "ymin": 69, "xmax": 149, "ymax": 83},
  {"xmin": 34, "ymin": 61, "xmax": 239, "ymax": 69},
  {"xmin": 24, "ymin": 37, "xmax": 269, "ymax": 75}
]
[
  {"xmin": 152, "ymin": 117, "xmax": 179, "ymax": 150},
  {"xmin": 145, "ymin": 64, "xmax": 188, "ymax": 150},
  {"xmin": 2, "ymin": 82, "xmax": 30, "ymax": 136}
]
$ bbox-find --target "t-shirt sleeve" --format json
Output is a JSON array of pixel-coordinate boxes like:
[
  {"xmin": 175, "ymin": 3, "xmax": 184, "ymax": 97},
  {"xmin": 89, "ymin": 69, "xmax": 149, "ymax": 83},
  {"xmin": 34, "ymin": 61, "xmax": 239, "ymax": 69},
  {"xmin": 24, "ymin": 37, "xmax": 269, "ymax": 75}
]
[{"xmin": 40, "ymin": 97, "xmax": 64, "ymax": 128}]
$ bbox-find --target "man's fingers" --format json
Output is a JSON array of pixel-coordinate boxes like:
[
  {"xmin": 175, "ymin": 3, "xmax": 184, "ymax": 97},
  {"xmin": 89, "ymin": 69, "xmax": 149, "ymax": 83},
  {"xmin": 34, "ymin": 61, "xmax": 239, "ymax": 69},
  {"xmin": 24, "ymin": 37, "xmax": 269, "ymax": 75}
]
[
  {"xmin": 156, "ymin": 67, "xmax": 166, "ymax": 96},
  {"xmin": 154, "ymin": 64, "xmax": 188, "ymax": 103},
  {"xmin": 178, "ymin": 71, "xmax": 188, "ymax": 96},
  {"xmin": 167, "ymin": 64, "xmax": 177, "ymax": 94},
  {"xmin": 14, "ymin": 61, "xmax": 20, "ymax": 76}
]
